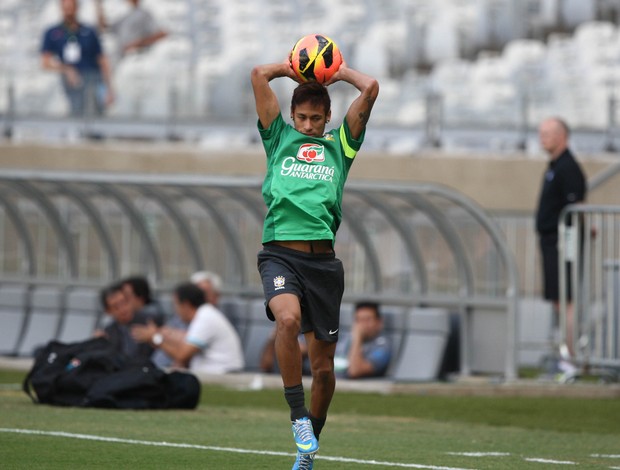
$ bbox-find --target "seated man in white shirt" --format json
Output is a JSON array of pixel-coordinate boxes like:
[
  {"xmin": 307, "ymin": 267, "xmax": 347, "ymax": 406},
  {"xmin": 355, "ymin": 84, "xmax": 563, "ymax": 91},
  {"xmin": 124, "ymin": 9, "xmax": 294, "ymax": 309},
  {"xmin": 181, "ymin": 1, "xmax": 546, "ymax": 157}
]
[{"xmin": 132, "ymin": 282, "xmax": 244, "ymax": 374}]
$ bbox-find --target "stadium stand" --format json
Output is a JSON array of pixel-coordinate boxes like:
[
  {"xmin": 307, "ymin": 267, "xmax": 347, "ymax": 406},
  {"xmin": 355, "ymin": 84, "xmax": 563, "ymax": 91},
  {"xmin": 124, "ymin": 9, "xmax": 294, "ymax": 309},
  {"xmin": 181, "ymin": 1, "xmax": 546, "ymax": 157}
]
[
  {"xmin": 2, "ymin": 0, "xmax": 620, "ymax": 132},
  {"xmin": 2, "ymin": 2, "xmax": 620, "ymax": 382}
]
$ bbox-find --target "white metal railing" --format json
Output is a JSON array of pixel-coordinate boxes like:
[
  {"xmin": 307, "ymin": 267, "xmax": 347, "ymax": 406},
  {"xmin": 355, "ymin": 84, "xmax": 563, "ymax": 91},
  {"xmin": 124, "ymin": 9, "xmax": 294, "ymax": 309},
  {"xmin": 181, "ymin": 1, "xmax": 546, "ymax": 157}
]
[{"xmin": 559, "ymin": 204, "xmax": 620, "ymax": 381}]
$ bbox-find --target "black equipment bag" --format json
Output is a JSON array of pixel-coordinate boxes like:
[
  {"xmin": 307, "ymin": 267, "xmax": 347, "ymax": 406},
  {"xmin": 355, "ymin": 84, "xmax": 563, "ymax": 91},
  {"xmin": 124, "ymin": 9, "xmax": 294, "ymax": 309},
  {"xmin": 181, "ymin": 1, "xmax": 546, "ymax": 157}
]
[
  {"xmin": 85, "ymin": 365, "xmax": 201, "ymax": 410},
  {"xmin": 163, "ymin": 371, "xmax": 202, "ymax": 409},
  {"xmin": 23, "ymin": 337, "xmax": 120, "ymax": 406},
  {"xmin": 23, "ymin": 337, "xmax": 200, "ymax": 409}
]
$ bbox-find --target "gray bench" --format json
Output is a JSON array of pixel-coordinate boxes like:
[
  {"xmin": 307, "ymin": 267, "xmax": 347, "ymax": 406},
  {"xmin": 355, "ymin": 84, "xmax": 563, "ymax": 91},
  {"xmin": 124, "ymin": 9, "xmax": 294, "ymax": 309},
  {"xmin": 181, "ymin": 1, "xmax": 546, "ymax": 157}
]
[
  {"xmin": 0, "ymin": 284, "xmax": 29, "ymax": 355},
  {"xmin": 391, "ymin": 308, "xmax": 452, "ymax": 382}
]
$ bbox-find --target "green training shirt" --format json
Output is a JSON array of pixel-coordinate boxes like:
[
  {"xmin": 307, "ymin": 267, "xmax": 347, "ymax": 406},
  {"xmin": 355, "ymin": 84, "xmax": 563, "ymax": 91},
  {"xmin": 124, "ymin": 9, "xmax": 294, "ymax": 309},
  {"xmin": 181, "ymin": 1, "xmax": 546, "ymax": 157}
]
[{"xmin": 258, "ymin": 113, "xmax": 365, "ymax": 243}]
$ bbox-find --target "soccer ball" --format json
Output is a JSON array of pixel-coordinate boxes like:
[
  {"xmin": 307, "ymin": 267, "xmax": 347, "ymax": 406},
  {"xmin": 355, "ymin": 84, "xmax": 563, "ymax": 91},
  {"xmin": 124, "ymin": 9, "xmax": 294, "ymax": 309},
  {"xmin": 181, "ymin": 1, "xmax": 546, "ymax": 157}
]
[{"xmin": 289, "ymin": 34, "xmax": 343, "ymax": 84}]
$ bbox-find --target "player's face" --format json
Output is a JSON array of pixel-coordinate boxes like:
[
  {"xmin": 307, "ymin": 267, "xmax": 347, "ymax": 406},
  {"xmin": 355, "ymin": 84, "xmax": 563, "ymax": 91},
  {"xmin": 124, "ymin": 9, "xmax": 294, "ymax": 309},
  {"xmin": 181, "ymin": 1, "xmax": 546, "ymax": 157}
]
[
  {"xmin": 291, "ymin": 102, "xmax": 331, "ymax": 137},
  {"xmin": 122, "ymin": 283, "xmax": 144, "ymax": 312},
  {"xmin": 173, "ymin": 296, "xmax": 193, "ymax": 323},
  {"xmin": 354, "ymin": 307, "xmax": 382, "ymax": 340},
  {"xmin": 105, "ymin": 291, "xmax": 134, "ymax": 324}
]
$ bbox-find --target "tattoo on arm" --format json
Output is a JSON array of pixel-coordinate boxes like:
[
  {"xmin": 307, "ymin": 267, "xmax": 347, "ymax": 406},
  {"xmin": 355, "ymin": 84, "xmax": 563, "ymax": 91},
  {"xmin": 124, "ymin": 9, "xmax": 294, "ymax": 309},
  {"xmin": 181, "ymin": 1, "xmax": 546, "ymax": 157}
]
[
  {"xmin": 357, "ymin": 95, "xmax": 376, "ymax": 125},
  {"xmin": 358, "ymin": 110, "xmax": 369, "ymax": 125}
]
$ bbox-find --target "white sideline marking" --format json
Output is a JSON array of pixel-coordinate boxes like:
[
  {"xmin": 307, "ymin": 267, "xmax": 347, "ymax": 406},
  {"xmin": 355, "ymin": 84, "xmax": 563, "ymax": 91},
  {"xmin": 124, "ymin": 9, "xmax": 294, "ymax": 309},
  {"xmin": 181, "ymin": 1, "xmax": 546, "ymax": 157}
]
[
  {"xmin": 447, "ymin": 452, "xmax": 511, "ymax": 457},
  {"xmin": 0, "ymin": 384, "xmax": 21, "ymax": 391},
  {"xmin": 0, "ymin": 428, "xmax": 477, "ymax": 470},
  {"xmin": 592, "ymin": 455, "xmax": 620, "ymax": 459},
  {"xmin": 524, "ymin": 457, "xmax": 577, "ymax": 465}
]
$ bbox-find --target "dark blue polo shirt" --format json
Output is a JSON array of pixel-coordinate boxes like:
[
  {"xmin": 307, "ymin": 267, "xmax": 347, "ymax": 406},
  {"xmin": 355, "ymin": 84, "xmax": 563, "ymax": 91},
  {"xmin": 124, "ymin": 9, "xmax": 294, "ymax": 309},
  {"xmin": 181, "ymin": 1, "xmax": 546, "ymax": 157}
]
[
  {"xmin": 535, "ymin": 149, "xmax": 586, "ymax": 235},
  {"xmin": 41, "ymin": 22, "xmax": 103, "ymax": 73}
]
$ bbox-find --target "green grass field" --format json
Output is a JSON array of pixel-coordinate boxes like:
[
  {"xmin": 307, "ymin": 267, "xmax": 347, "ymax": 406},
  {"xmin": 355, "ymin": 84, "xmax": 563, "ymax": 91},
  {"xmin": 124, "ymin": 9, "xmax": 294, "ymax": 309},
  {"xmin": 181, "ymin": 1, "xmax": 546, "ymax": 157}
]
[{"xmin": 1, "ymin": 368, "xmax": 619, "ymax": 469}]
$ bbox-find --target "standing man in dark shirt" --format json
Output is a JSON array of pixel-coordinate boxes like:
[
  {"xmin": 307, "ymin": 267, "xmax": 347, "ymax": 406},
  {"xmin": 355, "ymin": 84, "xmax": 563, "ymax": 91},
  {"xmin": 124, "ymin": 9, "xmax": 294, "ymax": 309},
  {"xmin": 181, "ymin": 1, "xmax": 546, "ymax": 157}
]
[
  {"xmin": 535, "ymin": 117, "xmax": 586, "ymax": 359},
  {"xmin": 41, "ymin": 0, "xmax": 114, "ymax": 117}
]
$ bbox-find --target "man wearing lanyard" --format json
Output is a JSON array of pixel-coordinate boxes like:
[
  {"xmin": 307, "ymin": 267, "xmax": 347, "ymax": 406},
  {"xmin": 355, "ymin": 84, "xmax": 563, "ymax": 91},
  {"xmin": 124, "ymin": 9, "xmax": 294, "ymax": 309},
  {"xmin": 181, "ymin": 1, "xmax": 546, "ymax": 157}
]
[{"xmin": 41, "ymin": 0, "xmax": 114, "ymax": 117}]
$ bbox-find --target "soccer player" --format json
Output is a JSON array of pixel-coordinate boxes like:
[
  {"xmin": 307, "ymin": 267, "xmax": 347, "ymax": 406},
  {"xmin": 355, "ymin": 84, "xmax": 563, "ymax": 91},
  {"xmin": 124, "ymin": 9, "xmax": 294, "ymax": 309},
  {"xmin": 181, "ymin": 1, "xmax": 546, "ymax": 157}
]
[{"xmin": 251, "ymin": 54, "xmax": 379, "ymax": 469}]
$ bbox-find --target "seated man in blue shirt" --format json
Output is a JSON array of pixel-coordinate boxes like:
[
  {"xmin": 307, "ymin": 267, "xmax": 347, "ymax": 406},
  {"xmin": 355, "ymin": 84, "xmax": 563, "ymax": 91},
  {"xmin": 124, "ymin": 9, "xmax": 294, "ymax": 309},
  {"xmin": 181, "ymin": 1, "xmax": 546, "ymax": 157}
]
[
  {"xmin": 334, "ymin": 301, "xmax": 392, "ymax": 379},
  {"xmin": 41, "ymin": 0, "xmax": 114, "ymax": 117}
]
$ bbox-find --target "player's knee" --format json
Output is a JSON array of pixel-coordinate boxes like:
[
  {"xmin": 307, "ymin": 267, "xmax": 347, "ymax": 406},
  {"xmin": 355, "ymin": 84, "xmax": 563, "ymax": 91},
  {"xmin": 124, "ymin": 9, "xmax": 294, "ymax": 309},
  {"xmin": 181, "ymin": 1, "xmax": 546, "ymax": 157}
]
[
  {"xmin": 310, "ymin": 356, "xmax": 334, "ymax": 381},
  {"xmin": 276, "ymin": 313, "xmax": 300, "ymax": 335},
  {"xmin": 312, "ymin": 366, "xmax": 334, "ymax": 386}
]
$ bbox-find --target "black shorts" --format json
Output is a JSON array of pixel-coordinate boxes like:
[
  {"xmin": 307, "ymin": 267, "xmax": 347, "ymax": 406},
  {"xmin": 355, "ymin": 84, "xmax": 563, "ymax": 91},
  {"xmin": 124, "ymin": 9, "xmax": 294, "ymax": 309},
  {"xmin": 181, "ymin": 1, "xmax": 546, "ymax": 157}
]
[
  {"xmin": 257, "ymin": 244, "xmax": 344, "ymax": 342},
  {"xmin": 539, "ymin": 233, "xmax": 573, "ymax": 302}
]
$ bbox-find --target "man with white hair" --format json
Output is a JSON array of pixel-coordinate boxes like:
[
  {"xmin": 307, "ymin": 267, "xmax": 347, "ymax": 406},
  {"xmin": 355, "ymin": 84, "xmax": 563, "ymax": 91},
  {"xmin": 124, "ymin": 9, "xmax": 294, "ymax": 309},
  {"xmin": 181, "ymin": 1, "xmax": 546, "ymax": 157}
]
[{"xmin": 190, "ymin": 270, "xmax": 222, "ymax": 306}]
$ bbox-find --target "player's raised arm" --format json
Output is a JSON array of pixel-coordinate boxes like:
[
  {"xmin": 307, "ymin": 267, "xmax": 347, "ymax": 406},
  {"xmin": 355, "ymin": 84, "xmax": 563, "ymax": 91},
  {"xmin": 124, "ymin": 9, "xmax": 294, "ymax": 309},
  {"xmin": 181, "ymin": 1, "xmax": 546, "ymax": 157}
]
[
  {"xmin": 326, "ymin": 63, "xmax": 379, "ymax": 140},
  {"xmin": 251, "ymin": 61, "xmax": 298, "ymax": 130}
]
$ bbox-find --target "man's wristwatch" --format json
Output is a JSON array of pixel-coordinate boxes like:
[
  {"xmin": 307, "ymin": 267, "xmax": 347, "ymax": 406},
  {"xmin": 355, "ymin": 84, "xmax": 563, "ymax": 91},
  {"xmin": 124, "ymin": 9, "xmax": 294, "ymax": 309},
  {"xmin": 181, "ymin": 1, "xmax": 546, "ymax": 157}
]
[{"xmin": 152, "ymin": 332, "xmax": 163, "ymax": 347}]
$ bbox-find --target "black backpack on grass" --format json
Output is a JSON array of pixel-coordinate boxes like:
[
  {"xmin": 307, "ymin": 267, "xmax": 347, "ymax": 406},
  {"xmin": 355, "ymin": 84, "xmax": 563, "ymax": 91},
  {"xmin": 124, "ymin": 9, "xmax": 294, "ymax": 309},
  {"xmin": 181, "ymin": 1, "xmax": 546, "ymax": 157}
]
[
  {"xmin": 84, "ymin": 364, "xmax": 201, "ymax": 410},
  {"xmin": 23, "ymin": 337, "xmax": 200, "ymax": 409}
]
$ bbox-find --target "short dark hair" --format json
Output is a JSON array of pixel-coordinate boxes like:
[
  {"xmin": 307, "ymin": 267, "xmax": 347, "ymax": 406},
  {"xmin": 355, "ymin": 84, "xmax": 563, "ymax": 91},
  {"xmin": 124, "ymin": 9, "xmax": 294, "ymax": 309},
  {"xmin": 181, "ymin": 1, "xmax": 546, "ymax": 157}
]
[
  {"xmin": 291, "ymin": 81, "xmax": 331, "ymax": 115},
  {"xmin": 99, "ymin": 281, "xmax": 124, "ymax": 310},
  {"xmin": 121, "ymin": 275, "xmax": 152, "ymax": 303},
  {"xmin": 174, "ymin": 282, "xmax": 206, "ymax": 308},
  {"xmin": 354, "ymin": 301, "xmax": 381, "ymax": 319}
]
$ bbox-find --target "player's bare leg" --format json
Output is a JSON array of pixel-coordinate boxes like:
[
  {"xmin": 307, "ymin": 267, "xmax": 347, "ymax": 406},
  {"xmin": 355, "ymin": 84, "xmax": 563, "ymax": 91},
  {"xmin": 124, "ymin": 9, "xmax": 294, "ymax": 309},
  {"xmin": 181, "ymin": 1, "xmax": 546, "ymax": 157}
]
[
  {"xmin": 270, "ymin": 293, "xmax": 303, "ymax": 387},
  {"xmin": 269, "ymin": 293, "xmax": 318, "ymax": 462},
  {"xmin": 305, "ymin": 332, "xmax": 337, "ymax": 439}
]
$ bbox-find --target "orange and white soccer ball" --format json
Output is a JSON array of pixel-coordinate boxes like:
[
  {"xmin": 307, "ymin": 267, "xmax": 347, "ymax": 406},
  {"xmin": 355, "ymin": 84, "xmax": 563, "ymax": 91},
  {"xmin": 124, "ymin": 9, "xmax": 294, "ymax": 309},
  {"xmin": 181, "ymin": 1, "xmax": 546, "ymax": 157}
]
[{"xmin": 289, "ymin": 34, "xmax": 343, "ymax": 84}]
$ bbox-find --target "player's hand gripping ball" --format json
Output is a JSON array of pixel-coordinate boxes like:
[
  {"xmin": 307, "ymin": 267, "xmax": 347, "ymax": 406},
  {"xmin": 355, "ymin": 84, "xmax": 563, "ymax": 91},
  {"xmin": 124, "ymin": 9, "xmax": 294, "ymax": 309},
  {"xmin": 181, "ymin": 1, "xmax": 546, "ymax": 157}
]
[{"xmin": 289, "ymin": 34, "xmax": 343, "ymax": 84}]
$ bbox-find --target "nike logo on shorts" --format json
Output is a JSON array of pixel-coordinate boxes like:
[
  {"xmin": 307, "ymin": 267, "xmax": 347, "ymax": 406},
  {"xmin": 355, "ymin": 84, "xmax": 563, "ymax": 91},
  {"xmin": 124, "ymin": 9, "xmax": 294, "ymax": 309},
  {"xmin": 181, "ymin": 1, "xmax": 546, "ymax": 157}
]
[{"xmin": 329, "ymin": 329, "xmax": 338, "ymax": 335}]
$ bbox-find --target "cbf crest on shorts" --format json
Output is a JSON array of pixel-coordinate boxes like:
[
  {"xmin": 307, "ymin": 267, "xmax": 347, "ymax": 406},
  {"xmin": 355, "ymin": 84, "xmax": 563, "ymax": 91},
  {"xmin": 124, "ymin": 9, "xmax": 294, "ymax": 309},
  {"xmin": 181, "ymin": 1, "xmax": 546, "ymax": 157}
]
[{"xmin": 273, "ymin": 275, "xmax": 286, "ymax": 290}]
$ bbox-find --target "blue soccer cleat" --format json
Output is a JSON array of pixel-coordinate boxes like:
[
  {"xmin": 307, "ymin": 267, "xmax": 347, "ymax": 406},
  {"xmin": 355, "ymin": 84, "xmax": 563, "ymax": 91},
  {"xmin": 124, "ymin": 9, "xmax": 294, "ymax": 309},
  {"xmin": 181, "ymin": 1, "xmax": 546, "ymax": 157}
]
[
  {"xmin": 292, "ymin": 450, "xmax": 315, "ymax": 470},
  {"xmin": 291, "ymin": 417, "xmax": 319, "ymax": 454}
]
